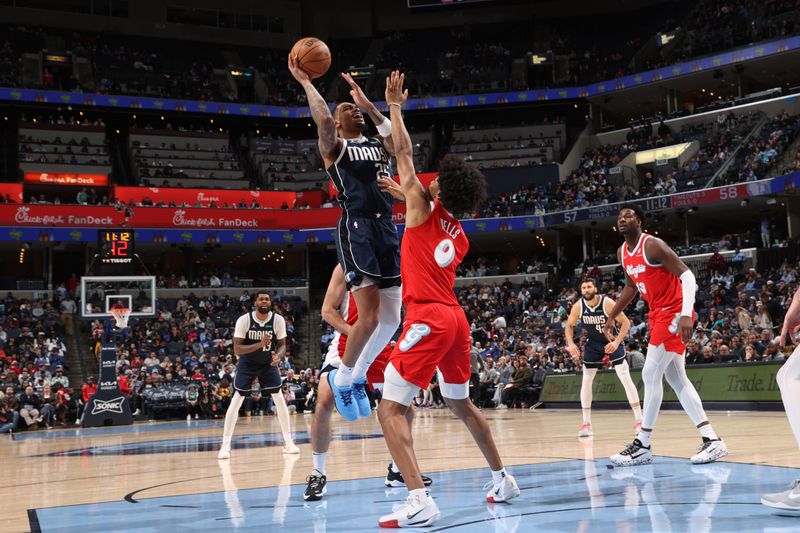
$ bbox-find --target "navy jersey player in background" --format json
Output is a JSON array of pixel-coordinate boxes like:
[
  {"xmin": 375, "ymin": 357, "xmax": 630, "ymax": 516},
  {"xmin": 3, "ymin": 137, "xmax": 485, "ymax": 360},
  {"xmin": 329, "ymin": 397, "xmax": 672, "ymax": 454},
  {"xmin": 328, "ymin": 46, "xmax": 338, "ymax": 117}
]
[
  {"xmin": 289, "ymin": 55, "xmax": 402, "ymax": 421},
  {"xmin": 564, "ymin": 279, "xmax": 643, "ymax": 438},
  {"xmin": 218, "ymin": 291, "xmax": 299, "ymax": 459}
]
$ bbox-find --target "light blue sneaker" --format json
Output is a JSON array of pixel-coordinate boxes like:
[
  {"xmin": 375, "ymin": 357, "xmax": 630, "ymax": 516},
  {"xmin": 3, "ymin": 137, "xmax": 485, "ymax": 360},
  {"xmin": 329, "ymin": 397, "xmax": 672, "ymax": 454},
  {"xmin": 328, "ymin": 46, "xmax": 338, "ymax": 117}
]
[
  {"xmin": 352, "ymin": 378, "xmax": 372, "ymax": 418},
  {"xmin": 327, "ymin": 369, "xmax": 358, "ymax": 421}
]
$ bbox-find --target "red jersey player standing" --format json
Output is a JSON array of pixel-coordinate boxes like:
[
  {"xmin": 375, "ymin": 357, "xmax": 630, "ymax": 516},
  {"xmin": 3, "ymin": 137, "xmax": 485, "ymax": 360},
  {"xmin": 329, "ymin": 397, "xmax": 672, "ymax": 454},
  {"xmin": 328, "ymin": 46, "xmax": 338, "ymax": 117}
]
[
  {"xmin": 376, "ymin": 71, "xmax": 520, "ymax": 529},
  {"xmin": 604, "ymin": 205, "xmax": 728, "ymax": 466}
]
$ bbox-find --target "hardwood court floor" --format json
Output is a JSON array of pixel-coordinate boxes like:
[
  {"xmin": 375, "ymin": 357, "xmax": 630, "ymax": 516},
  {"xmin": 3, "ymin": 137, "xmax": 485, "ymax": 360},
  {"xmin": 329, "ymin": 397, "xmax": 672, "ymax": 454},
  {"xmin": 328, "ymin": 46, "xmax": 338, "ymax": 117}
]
[{"xmin": 3, "ymin": 408, "xmax": 800, "ymax": 532}]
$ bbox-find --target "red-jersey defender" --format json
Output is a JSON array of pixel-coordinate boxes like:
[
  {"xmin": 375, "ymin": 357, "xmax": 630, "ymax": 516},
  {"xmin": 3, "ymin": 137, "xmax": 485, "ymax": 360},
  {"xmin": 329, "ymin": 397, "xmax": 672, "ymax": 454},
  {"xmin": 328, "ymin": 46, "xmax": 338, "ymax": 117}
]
[
  {"xmin": 304, "ymin": 264, "xmax": 430, "ymax": 503},
  {"xmin": 605, "ymin": 204, "xmax": 728, "ymax": 467},
  {"xmin": 375, "ymin": 70, "xmax": 519, "ymax": 529}
]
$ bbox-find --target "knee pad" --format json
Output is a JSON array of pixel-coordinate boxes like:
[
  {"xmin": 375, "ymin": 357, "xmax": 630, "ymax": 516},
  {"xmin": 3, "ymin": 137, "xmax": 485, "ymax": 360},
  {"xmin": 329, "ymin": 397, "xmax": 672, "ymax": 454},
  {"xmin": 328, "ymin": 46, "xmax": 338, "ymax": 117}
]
[
  {"xmin": 381, "ymin": 362, "xmax": 419, "ymax": 406},
  {"xmin": 436, "ymin": 369, "xmax": 469, "ymax": 400}
]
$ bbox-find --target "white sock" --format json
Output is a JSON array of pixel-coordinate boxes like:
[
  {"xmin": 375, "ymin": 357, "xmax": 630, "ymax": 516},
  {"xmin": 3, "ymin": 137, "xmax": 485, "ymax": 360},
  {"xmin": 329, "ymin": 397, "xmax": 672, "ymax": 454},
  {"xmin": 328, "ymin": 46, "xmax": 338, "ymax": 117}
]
[
  {"xmin": 271, "ymin": 392, "xmax": 294, "ymax": 444},
  {"xmin": 390, "ymin": 461, "xmax": 400, "ymax": 474},
  {"xmin": 334, "ymin": 364, "xmax": 354, "ymax": 388},
  {"xmin": 352, "ymin": 288, "xmax": 402, "ymax": 383},
  {"xmin": 491, "ymin": 468, "xmax": 507, "ymax": 484},
  {"xmin": 699, "ymin": 424, "xmax": 718, "ymax": 440},
  {"xmin": 614, "ymin": 361, "xmax": 642, "ymax": 417},
  {"xmin": 409, "ymin": 487, "xmax": 429, "ymax": 501},
  {"xmin": 638, "ymin": 429, "xmax": 652, "ymax": 447},
  {"xmin": 312, "ymin": 452, "xmax": 326, "ymax": 476},
  {"xmin": 580, "ymin": 366, "xmax": 596, "ymax": 424},
  {"xmin": 222, "ymin": 392, "xmax": 245, "ymax": 446}
]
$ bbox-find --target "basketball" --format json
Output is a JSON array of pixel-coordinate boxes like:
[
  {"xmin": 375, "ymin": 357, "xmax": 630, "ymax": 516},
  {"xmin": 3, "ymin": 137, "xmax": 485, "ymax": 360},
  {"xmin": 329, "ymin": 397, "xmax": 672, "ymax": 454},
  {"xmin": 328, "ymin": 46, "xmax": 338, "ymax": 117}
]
[{"xmin": 291, "ymin": 37, "xmax": 331, "ymax": 79}]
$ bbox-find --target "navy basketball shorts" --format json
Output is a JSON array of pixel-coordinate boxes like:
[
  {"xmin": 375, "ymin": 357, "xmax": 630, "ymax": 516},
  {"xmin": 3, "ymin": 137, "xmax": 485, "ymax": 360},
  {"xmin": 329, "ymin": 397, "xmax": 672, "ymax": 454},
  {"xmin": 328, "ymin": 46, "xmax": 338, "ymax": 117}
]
[
  {"xmin": 583, "ymin": 341, "xmax": 626, "ymax": 369},
  {"xmin": 234, "ymin": 361, "xmax": 282, "ymax": 394},
  {"xmin": 336, "ymin": 214, "xmax": 400, "ymax": 290}
]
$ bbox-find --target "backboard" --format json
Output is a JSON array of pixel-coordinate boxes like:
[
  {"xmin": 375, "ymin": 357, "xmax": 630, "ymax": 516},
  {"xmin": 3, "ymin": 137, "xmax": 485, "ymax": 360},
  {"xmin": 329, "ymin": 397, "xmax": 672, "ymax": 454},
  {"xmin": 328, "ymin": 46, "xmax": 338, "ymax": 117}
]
[{"xmin": 80, "ymin": 276, "xmax": 157, "ymax": 319}]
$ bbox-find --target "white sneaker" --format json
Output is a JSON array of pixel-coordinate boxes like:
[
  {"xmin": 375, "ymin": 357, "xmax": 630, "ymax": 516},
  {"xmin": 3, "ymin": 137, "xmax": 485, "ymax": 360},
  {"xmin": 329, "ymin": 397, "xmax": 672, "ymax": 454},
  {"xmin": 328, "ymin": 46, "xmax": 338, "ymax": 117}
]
[
  {"xmin": 762, "ymin": 480, "xmax": 800, "ymax": 512},
  {"xmin": 378, "ymin": 491, "xmax": 440, "ymax": 528},
  {"xmin": 578, "ymin": 422, "xmax": 593, "ymax": 437},
  {"xmin": 690, "ymin": 438, "xmax": 728, "ymax": 464},
  {"xmin": 610, "ymin": 439, "xmax": 653, "ymax": 466},
  {"xmin": 132, "ymin": 409, "xmax": 140, "ymax": 416},
  {"xmin": 485, "ymin": 473, "xmax": 520, "ymax": 503},
  {"xmin": 283, "ymin": 442, "xmax": 301, "ymax": 454},
  {"xmin": 186, "ymin": 415, "xmax": 191, "ymax": 421},
  {"xmin": 194, "ymin": 414, "xmax": 199, "ymax": 420},
  {"xmin": 217, "ymin": 446, "xmax": 231, "ymax": 460}
]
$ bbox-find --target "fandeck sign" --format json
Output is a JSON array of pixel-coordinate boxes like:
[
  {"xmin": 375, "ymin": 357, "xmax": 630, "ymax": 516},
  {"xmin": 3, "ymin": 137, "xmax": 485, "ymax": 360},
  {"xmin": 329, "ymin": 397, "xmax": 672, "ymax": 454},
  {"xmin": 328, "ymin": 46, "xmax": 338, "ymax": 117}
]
[{"xmin": 24, "ymin": 172, "xmax": 108, "ymax": 186}]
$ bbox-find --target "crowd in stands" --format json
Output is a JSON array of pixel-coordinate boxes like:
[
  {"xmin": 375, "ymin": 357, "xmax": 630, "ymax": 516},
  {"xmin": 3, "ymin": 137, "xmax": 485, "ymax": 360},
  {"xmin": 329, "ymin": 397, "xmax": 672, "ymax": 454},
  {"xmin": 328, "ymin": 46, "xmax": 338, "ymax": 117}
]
[
  {"xmin": 156, "ymin": 271, "xmax": 254, "ymax": 290},
  {"xmin": 477, "ymin": 111, "xmax": 799, "ymax": 217},
  {"xmin": 670, "ymin": 0, "xmax": 800, "ymax": 63},
  {"xmin": 0, "ymin": 1, "xmax": 796, "ymax": 107},
  {"xmin": 0, "ymin": 293, "xmax": 76, "ymax": 432},
  {"xmin": 86, "ymin": 291, "xmax": 308, "ymax": 422}
]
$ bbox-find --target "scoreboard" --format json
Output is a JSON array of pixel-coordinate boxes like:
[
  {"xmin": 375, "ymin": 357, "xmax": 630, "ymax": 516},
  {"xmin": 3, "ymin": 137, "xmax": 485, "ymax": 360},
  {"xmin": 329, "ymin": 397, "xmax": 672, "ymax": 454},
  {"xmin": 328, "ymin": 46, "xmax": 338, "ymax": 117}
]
[{"xmin": 98, "ymin": 230, "xmax": 134, "ymax": 267}]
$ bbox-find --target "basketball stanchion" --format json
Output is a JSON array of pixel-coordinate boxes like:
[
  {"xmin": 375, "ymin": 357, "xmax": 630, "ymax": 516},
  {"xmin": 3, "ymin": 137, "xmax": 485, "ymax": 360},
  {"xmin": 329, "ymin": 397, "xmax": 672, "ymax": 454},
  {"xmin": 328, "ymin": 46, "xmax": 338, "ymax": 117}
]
[{"xmin": 82, "ymin": 306, "xmax": 134, "ymax": 428}]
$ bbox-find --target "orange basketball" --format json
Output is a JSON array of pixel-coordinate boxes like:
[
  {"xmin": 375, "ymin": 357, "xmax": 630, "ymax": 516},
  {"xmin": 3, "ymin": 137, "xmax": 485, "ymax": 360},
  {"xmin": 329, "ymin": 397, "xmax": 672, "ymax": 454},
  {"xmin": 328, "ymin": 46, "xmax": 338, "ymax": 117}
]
[{"xmin": 291, "ymin": 37, "xmax": 331, "ymax": 79}]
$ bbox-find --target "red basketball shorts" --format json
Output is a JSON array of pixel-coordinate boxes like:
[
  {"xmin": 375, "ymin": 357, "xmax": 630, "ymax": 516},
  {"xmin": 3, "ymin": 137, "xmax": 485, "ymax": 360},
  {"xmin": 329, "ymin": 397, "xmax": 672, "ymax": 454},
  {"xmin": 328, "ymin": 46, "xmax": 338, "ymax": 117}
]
[{"xmin": 387, "ymin": 302, "xmax": 471, "ymax": 389}]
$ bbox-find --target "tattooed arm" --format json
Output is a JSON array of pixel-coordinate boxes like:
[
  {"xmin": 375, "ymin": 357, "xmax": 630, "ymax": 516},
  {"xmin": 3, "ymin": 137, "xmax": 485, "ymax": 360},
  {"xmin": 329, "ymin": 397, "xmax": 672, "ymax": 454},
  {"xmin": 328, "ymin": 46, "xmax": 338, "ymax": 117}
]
[{"xmin": 288, "ymin": 53, "xmax": 341, "ymax": 164}]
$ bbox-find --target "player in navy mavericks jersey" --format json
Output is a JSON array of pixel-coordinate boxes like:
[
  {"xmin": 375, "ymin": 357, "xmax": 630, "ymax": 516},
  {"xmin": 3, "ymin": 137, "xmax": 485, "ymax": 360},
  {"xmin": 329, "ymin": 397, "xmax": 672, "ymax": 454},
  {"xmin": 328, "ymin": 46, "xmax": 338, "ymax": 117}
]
[
  {"xmin": 565, "ymin": 279, "xmax": 642, "ymax": 438},
  {"xmin": 218, "ymin": 291, "xmax": 299, "ymax": 459},
  {"xmin": 289, "ymin": 56, "xmax": 402, "ymax": 422}
]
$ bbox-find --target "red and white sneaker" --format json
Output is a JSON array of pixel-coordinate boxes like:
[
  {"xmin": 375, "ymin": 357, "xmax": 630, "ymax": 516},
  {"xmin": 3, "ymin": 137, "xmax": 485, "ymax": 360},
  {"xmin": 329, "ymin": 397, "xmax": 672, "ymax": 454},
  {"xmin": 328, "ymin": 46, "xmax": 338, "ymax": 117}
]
[
  {"xmin": 633, "ymin": 421, "xmax": 642, "ymax": 437},
  {"xmin": 485, "ymin": 473, "xmax": 520, "ymax": 503},
  {"xmin": 378, "ymin": 491, "xmax": 440, "ymax": 528},
  {"xmin": 578, "ymin": 422, "xmax": 593, "ymax": 437}
]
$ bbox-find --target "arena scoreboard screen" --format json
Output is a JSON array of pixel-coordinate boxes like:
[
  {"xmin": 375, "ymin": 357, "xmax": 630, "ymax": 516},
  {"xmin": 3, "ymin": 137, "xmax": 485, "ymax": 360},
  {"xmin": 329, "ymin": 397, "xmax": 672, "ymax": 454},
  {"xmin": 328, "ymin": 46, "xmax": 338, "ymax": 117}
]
[{"xmin": 98, "ymin": 229, "xmax": 134, "ymax": 266}]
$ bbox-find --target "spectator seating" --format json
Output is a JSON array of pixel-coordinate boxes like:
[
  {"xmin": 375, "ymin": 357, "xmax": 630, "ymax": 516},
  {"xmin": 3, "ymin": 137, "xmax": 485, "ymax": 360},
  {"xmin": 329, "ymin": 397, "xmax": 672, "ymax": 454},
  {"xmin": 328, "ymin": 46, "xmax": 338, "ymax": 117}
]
[
  {"xmin": 18, "ymin": 121, "xmax": 111, "ymax": 179},
  {"xmin": 450, "ymin": 122, "xmax": 565, "ymax": 169},
  {"xmin": 132, "ymin": 129, "xmax": 247, "ymax": 189}
]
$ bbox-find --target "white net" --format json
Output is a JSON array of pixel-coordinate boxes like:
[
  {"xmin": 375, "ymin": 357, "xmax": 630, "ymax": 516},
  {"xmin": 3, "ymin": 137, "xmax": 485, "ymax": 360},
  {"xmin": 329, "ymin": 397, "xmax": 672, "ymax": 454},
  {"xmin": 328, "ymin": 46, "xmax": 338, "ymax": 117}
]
[{"xmin": 110, "ymin": 307, "xmax": 131, "ymax": 329}]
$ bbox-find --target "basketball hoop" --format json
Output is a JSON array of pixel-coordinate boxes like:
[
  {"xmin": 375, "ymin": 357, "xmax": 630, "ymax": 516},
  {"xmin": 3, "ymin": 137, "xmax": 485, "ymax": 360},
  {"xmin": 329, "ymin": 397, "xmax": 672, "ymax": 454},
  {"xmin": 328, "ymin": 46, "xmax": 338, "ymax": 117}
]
[{"xmin": 110, "ymin": 307, "xmax": 131, "ymax": 329}]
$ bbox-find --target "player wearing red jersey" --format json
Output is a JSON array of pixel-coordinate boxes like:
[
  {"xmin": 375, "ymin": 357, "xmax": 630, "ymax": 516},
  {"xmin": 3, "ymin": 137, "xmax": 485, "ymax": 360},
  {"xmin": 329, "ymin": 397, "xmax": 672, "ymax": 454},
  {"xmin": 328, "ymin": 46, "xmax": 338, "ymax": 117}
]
[
  {"xmin": 604, "ymin": 205, "xmax": 728, "ymax": 466},
  {"xmin": 303, "ymin": 264, "xmax": 432, "ymax": 502},
  {"xmin": 375, "ymin": 71, "xmax": 519, "ymax": 529}
]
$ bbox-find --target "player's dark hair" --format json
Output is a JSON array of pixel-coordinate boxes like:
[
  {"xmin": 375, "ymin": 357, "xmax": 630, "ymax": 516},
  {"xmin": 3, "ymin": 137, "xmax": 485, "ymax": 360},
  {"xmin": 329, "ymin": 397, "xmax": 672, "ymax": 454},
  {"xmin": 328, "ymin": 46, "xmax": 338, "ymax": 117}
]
[
  {"xmin": 254, "ymin": 290, "xmax": 271, "ymax": 300},
  {"xmin": 580, "ymin": 278, "xmax": 596, "ymax": 287},
  {"xmin": 619, "ymin": 203, "xmax": 645, "ymax": 223},
  {"xmin": 436, "ymin": 155, "xmax": 488, "ymax": 215}
]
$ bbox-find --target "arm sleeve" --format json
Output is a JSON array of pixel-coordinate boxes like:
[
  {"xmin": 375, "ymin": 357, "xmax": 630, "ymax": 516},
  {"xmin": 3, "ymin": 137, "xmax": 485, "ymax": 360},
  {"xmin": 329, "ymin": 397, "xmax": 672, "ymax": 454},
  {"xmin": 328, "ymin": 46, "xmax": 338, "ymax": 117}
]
[
  {"xmin": 273, "ymin": 314, "xmax": 287, "ymax": 340},
  {"xmin": 233, "ymin": 314, "xmax": 249, "ymax": 339},
  {"xmin": 679, "ymin": 270, "xmax": 697, "ymax": 317}
]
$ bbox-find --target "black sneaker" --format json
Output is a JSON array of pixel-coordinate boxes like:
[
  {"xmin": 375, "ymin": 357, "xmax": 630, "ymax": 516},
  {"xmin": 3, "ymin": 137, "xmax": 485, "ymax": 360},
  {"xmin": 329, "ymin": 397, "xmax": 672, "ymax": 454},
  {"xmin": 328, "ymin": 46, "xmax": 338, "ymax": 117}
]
[
  {"xmin": 304, "ymin": 472, "xmax": 327, "ymax": 501},
  {"xmin": 384, "ymin": 463, "xmax": 433, "ymax": 487}
]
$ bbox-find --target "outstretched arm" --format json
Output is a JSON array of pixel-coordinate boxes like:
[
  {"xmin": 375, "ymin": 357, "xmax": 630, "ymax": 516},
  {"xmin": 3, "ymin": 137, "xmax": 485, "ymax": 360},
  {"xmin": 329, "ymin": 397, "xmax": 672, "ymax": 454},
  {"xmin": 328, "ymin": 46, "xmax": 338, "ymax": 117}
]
[
  {"xmin": 385, "ymin": 70, "xmax": 429, "ymax": 224},
  {"xmin": 288, "ymin": 54, "xmax": 341, "ymax": 163},
  {"xmin": 342, "ymin": 72, "xmax": 395, "ymax": 155},
  {"xmin": 604, "ymin": 249, "xmax": 638, "ymax": 342}
]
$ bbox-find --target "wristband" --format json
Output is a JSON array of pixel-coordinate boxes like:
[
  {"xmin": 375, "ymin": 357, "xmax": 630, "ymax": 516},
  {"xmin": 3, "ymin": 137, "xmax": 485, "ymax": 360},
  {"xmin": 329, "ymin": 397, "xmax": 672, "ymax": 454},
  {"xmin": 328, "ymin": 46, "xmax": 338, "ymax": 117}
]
[
  {"xmin": 376, "ymin": 118, "xmax": 393, "ymax": 137},
  {"xmin": 388, "ymin": 102, "xmax": 403, "ymax": 108}
]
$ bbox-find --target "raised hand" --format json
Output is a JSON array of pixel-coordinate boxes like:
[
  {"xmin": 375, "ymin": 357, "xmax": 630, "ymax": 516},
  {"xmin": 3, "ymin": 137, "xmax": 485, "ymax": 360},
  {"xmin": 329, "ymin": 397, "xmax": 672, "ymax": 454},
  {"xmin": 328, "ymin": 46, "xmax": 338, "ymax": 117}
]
[
  {"xmin": 287, "ymin": 52, "xmax": 311, "ymax": 85},
  {"xmin": 378, "ymin": 176, "xmax": 405, "ymax": 202},
  {"xmin": 341, "ymin": 72, "xmax": 371, "ymax": 109},
  {"xmin": 385, "ymin": 70, "xmax": 409, "ymax": 106}
]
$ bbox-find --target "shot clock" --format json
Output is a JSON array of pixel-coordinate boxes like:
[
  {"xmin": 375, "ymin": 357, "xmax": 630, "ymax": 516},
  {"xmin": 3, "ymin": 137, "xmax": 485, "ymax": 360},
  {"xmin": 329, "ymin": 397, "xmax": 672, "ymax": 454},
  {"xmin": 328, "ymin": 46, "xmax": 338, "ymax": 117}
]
[{"xmin": 98, "ymin": 230, "xmax": 135, "ymax": 269}]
